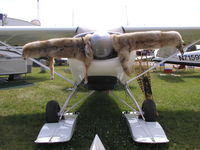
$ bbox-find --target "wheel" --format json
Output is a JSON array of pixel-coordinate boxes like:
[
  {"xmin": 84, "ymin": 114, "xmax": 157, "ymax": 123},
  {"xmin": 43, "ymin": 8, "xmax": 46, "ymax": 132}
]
[
  {"xmin": 8, "ymin": 75, "xmax": 14, "ymax": 81},
  {"xmin": 142, "ymin": 99, "xmax": 157, "ymax": 122},
  {"xmin": 45, "ymin": 100, "xmax": 60, "ymax": 123}
]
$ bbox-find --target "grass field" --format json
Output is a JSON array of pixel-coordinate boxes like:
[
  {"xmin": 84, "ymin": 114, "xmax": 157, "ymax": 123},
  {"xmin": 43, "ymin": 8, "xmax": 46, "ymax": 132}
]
[{"xmin": 0, "ymin": 66, "xmax": 200, "ymax": 150}]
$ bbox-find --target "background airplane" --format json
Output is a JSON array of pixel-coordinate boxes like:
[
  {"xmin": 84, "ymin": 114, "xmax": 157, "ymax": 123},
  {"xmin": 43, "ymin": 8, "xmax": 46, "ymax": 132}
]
[
  {"xmin": 0, "ymin": 46, "xmax": 32, "ymax": 80},
  {"xmin": 153, "ymin": 45, "xmax": 200, "ymax": 67}
]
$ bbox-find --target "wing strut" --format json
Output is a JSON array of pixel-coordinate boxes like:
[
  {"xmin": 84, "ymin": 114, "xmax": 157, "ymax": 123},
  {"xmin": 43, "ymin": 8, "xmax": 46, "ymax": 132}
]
[
  {"xmin": 29, "ymin": 58, "xmax": 74, "ymax": 85},
  {"xmin": 0, "ymin": 41, "xmax": 75, "ymax": 85},
  {"xmin": 127, "ymin": 39, "xmax": 200, "ymax": 84}
]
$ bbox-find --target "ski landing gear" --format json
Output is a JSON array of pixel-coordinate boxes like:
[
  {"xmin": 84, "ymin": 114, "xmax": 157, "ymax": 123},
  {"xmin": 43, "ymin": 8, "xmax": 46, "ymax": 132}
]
[
  {"xmin": 114, "ymin": 74, "xmax": 169, "ymax": 143},
  {"xmin": 119, "ymin": 84, "xmax": 169, "ymax": 143},
  {"xmin": 35, "ymin": 85, "xmax": 95, "ymax": 143},
  {"xmin": 35, "ymin": 112, "xmax": 78, "ymax": 143},
  {"xmin": 123, "ymin": 111, "xmax": 169, "ymax": 143}
]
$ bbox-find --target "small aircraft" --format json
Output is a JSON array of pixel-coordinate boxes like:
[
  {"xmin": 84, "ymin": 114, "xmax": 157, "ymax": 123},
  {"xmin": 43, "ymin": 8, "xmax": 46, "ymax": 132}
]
[
  {"xmin": 136, "ymin": 49, "xmax": 156, "ymax": 61},
  {"xmin": 153, "ymin": 45, "xmax": 200, "ymax": 67},
  {"xmin": 0, "ymin": 26, "xmax": 200, "ymax": 146},
  {"xmin": 0, "ymin": 45, "xmax": 32, "ymax": 80}
]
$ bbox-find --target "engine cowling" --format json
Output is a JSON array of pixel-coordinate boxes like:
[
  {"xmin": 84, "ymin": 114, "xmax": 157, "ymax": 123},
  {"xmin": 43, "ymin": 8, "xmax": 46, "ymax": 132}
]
[{"xmin": 91, "ymin": 31, "xmax": 113, "ymax": 59}]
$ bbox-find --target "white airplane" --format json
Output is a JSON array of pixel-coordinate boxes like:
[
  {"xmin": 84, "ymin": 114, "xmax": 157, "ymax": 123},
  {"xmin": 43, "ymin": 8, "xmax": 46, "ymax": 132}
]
[
  {"xmin": 0, "ymin": 26, "xmax": 200, "ymax": 146},
  {"xmin": 153, "ymin": 45, "xmax": 200, "ymax": 67},
  {"xmin": 135, "ymin": 49, "xmax": 155, "ymax": 61},
  {"xmin": 0, "ymin": 45, "xmax": 32, "ymax": 80}
]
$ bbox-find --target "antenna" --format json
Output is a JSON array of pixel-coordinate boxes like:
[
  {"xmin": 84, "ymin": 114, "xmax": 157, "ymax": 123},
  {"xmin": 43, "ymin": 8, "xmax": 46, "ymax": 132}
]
[
  {"xmin": 72, "ymin": 8, "xmax": 74, "ymax": 26},
  {"xmin": 37, "ymin": 0, "xmax": 40, "ymax": 20},
  {"xmin": 125, "ymin": 5, "xmax": 129, "ymax": 26}
]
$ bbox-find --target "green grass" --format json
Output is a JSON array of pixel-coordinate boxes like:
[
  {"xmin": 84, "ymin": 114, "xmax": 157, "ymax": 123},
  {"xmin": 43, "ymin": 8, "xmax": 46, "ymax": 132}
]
[{"xmin": 0, "ymin": 67, "xmax": 200, "ymax": 150}]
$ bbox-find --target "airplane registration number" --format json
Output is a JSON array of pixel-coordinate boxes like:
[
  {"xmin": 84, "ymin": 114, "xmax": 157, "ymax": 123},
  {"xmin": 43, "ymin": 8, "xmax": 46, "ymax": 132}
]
[{"xmin": 179, "ymin": 55, "xmax": 200, "ymax": 61}]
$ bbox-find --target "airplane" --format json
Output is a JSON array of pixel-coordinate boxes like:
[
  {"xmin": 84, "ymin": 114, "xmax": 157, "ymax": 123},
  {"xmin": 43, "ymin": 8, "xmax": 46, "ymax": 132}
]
[
  {"xmin": 153, "ymin": 45, "xmax": 200, "ymax": 67},
  {"xmin": 0, "ymin": 45, "xmax": 32, "ymax": 80},
  {"xmin": 136, "ymin": 49, "xmax": 156, "ymax": 61},
  {"xmin": 0, "ymin": 26, "xmax": 200, "ymax": 145}
]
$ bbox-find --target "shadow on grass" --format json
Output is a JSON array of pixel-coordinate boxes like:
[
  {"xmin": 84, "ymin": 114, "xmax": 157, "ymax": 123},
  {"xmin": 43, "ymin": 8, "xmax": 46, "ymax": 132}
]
[
  {"xmin": 0, "ymin": 79, "xmax": 34, "ymax": 90},
  {"xmin": 61, "ymin": 85, "xmax": 89, "ymax": 93},
  {"xmin": 114, "ymin": 83, "xmax": 137, "ymax": 91},
  {"xmin": 0, "ymin": 74, "xmax": 51, "ymax": 90},
  {"xmin": 60, "ymin": 81, "xmax": 138, "ymax": 93},
  {"xmin": 0, "ymin": 113, "xmax": 45, "ymax": 150},
  {"xmin": 1, "ymin": 93, "xmax": 199, "ymax": 150},
  {"xmin": 36, "ymin": 91, "xmax": 135, "ymax": 150}
]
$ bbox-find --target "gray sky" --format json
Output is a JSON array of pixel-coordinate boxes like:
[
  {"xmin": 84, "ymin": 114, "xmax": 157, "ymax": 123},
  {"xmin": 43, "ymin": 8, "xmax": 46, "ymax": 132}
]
[{"xmin": 1, "ymin": 0, "xmax": 200, "ymax": 27}]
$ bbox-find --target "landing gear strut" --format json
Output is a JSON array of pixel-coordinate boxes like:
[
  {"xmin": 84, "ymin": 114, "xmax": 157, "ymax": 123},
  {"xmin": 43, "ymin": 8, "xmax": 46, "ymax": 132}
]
[
  {"xmin": 141, "ymin": 75, "xmax": 157, "ymax": 122},
  {"xmin": 35, "ymin": 84, "xmax": 95, "ymax": 143}
]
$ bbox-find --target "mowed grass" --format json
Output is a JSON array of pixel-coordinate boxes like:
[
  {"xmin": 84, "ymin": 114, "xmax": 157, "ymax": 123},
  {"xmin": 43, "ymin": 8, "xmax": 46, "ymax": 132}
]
[{"xmin": 0, "ymin": 66, "xmax": 200, "ymax": 150}]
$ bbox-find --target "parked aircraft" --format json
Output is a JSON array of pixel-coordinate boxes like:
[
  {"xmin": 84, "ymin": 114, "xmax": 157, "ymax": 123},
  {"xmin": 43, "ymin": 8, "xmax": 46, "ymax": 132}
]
[
  {"xmin": 0, "ymin": 45, "xmax": 32, "ymax": 80},
  {"xmin": 0, "ymin": 26, "xmax": 200, "ymax": 145},
  {"xmin": 153, "ymin": 45, "xmax": 200, "ymax": 67}
]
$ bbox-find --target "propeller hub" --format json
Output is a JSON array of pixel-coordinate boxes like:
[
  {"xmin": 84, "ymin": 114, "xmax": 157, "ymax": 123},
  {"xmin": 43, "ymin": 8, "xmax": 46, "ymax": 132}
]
[{"xmin": 91, "ymin": 31, "xmax": 113, "ymax": 59}]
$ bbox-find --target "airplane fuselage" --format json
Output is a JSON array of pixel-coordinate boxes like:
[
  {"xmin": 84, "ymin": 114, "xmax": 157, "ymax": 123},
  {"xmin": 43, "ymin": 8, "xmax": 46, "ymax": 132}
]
[{"xmin": 153, "ymin": 50, "xmax": 200, "ymax": 66}]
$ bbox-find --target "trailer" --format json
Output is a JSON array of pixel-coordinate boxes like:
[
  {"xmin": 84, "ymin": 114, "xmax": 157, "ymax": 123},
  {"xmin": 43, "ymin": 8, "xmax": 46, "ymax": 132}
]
[{"xmin": 0, "ymin": 46, "xmax": 32, "ymax": 80}]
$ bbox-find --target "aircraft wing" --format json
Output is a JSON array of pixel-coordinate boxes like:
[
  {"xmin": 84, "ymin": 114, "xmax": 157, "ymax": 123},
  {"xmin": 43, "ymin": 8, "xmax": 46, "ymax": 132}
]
[
  {"xmin": 123, "ymin": 26, "xmax": 200, "ymax": 44},
  {"xmin": 0, "ymin": 26, "xmax": 78, "ymax": 46},
  {"xmin": 1, "ymin": 26, "xmax": 200, "ymax": 46}
]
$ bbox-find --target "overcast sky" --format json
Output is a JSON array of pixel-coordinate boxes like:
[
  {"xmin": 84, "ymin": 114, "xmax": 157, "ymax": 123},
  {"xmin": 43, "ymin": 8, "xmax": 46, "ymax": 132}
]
[{"xmin": 1, "ymin": 0, "xmax": 200, "ymax": 27}]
